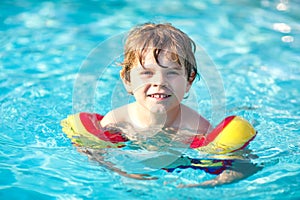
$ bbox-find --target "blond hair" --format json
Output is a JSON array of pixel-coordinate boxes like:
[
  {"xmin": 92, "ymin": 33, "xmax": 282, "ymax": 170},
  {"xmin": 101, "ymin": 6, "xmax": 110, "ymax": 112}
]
[{"xmin": 120, "ymin": 23, "xmax": 198, "ymax": 83}]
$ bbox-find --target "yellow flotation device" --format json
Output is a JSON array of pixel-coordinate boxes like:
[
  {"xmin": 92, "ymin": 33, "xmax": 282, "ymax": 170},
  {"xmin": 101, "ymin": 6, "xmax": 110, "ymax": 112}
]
[
  {"xmin": 60, "ymin": 112, "xmax": 128, "ymax": 148},
  {"xmin": 190, "ymin": 115, "xmax": 256, "ymax": 154},
  {"xmin": 61, "ymin": 113, "xmax": 256, "ymax": 154},
  {"xmin": 60, "ymin": 113, "xmax": 256, "ymax": 175}
]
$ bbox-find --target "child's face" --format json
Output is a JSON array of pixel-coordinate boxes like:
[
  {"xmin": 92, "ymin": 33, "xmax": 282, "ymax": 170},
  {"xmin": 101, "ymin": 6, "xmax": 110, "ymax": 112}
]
[{"xmin": 123, "ymin": 50, "xmax": 192, "ymax": 114}]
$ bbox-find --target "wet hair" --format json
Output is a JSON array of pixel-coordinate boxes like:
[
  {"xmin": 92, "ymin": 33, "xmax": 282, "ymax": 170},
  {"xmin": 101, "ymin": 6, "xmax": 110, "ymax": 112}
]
[{"xmin": 120, "ymin": 23, "xmax": 198, "ymax": 83}]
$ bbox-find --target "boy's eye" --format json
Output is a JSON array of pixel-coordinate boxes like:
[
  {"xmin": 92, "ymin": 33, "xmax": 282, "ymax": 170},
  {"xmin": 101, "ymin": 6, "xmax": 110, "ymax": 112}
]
[
  {"xmin": 140, "ymin": 71, "xmax": 153, "ymax": 75},
  {"xmin": 140, "ymin": 71, "xmax": 153, "ymax": 76},
  {"xmin": 167, "ymin": 71, "xmax": 180, "ymax": 75}
]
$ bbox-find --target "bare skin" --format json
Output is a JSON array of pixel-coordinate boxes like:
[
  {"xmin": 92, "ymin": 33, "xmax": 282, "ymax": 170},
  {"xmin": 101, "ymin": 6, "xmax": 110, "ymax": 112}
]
[
  {"xmin": 97, "ymin": 50, "xmax": 259, "ymax": 186},
  {"xmin": 101, "ymin": 50, "xmax": 211, "ymax": 134},
  {"xmin": 79, "ymin": 148, "xmax": 158, "ymax": 180},
  {"xmin": 101, "ymin": 103, "xmax": 211, "ymax": 136},
  {"xmin": 81, "ymin": 147, "xmax": 261, "ymax": 187},
  {"xmin": 178, "ymin": 160, "xmax": 262, "ymax": 188}
]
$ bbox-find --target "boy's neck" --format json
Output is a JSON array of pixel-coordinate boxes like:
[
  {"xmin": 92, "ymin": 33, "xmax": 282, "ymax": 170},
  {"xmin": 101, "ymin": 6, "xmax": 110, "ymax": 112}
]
[{"xmin": 129, "ymin": 103, "xmax": 181, "ymax": 129}]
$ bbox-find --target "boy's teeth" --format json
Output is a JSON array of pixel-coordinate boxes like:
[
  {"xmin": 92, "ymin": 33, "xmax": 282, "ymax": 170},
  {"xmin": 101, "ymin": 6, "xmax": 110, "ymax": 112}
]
[{"xmin": 150, "ymin": 94, "xmax": 169, "ymax": 98}]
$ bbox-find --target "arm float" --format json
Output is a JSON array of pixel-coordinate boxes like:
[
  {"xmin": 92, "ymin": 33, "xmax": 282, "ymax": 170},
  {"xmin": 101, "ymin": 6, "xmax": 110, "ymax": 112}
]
[
  {"xmin": 190, "ymin": 116, "xmax": 256, "ymax": 154},
  {"xmin": 60, "ymin": 112, "xmax": 128, "ymax": 148},
  {"xmin": 61, "ymin": 114, "xmax": 256, "ymax": 153},
  {"xmin": 61, "ymin": 114, "xmax": 256, "ymax": 174},
  {"xmin": 163, "ymin": 116, "xmax": 256, "ymax": 174}
]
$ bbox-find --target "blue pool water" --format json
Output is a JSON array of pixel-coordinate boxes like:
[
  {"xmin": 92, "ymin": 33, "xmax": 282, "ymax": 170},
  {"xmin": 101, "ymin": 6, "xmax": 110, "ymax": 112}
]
[{"xmin": 1, "ymin": 0, "xmax": 300, "ymax": 199}]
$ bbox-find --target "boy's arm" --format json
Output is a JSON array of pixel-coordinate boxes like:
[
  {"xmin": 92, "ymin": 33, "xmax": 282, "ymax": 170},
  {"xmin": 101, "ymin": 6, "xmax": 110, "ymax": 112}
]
[
  {"xmin": 100, "ymin": 111, "xmax": 116, "ymax": 128},
  {"xmin": 179, "ymin": 160, "xmax": 262, "ymax": 188},
  {"xmin": 80, "ymin": 148, "xmax": 157, "ymax": 180},
  {"xmin": 100, "ymin": 105, "xmax": 129, "ymax": 128}
]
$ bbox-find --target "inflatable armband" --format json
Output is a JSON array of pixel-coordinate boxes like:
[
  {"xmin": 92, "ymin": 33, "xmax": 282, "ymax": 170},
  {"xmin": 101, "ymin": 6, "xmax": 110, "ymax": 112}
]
[
  {"xmin": 60, "ymin": 112, "xmax": 127, "ymax": 148},
  {"xmin": 61, "ymin": 113, "xmax": 256, "ymax": 174},
  {"xmin": 190, "ymin": 116, "xmax": 256, "ymax": 154}
]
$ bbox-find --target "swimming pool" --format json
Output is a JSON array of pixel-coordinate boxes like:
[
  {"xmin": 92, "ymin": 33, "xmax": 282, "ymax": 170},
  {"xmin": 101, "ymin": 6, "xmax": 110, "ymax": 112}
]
[{"xmin": 1, "ymin": 0, "xmax": 300, "ymax": 199}]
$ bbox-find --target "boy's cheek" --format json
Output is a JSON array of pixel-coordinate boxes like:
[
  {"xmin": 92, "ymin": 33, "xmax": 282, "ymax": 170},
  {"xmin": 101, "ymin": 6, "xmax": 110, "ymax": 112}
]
[
  {"xmin": 131, "ymin": 77, "xmax": 151, "ymax": 86},
  {"xmin": 131, "ymin": 82, "xmax": 149, "ymax": 92}
]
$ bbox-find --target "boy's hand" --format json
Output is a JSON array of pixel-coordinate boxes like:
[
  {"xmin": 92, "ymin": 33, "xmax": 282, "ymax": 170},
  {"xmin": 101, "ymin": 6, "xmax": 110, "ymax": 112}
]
[
  {"xmin": 178, "ymin": 169, "xmax": 243, "ymax": 188},
  {"xmin": 178, "ymin": 160, "xmax": 262, "ymax": 188}
]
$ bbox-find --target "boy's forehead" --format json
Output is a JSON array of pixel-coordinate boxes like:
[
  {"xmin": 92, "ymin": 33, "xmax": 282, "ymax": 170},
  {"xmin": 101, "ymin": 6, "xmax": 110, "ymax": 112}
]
[
  {"xmin": 143, "ymin": 50, "xmax": 180, "ymax": 63},
  {"xmin": 134, "ymin": 64, "xmax": 183, "ymax": 74},
  {"xmin": 141, "ymin": 53, "xmax": 182, "ymax": 69},
  {"xmin": 137, "ymin": 64, "xmax": 182, "ymax": 70}
]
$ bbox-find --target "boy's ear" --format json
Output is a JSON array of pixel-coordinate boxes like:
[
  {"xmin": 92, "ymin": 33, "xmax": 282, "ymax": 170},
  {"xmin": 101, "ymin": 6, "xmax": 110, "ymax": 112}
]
[
  {"xmin": 185, "ymin": 72, "xmax": 195, "ymax": 92},
  {"xmin": 185, "ymin": 81, "xmax": 192, "ymax": 93},
  {"xmin": 120, "ymin": 72, "xmax": 133, "ymax": 94}
]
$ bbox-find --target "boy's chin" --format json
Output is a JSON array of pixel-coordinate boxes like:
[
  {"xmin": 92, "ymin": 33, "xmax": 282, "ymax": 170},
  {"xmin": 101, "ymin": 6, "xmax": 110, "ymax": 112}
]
[{"xmin": 148, "ymin": 105, "xmax": 167, "ymax": 114}]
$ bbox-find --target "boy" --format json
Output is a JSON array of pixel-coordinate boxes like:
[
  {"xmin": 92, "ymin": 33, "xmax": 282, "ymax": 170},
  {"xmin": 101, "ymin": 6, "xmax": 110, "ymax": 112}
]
[
  {"xmin": 101, "ymin": 23, "xmax": 211, "ymax": 136},
  {"xmin": 64, "ymin": 22, "xmax": 260, "ymax": 187}
]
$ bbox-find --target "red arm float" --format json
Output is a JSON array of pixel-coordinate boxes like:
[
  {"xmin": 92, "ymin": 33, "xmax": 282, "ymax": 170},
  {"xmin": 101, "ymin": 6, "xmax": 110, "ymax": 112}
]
[
  {"xmin": 61, "ymin": 113, "xmax": 256, "ymax": 154},
  {"xmin": 60, "ymin": 112, "xmax": 128, "ymax": 148},
  {"xmin": 190, "ymin": 116, "xmax": 256, "ymax": 154}
]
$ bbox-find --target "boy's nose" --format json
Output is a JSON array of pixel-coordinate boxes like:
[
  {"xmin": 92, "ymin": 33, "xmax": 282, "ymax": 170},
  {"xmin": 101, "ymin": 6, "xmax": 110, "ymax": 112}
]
[{"xmin": 152, "ymin": 73, "xmax": 167, "ymax": 87}]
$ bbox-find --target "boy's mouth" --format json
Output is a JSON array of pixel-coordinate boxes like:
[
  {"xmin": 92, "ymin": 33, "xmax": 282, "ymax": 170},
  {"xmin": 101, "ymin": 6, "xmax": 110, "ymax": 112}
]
[{"xmin": 147, "ymin": 93, "xmax": 171, "ymax": 99}]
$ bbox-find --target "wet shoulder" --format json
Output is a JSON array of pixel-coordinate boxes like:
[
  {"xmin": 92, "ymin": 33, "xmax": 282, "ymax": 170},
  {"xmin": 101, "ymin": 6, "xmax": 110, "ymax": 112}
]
[
  {"xmin": 181, "ymin": 104, "xmax": 212, "ymax": 134},
  {"xmin": 100, "ymin": 104, "xmax": 130, "ymax": 127}
]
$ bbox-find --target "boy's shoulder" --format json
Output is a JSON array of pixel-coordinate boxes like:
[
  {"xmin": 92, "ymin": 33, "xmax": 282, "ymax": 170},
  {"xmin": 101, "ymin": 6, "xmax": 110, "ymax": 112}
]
[
  {"xmin": 100, "ymin": 104, "xmax": 131, "ymax": 127},
  {"xmin": 180, "ymin": 104, "xmax": 212, "ymax": 134}
]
